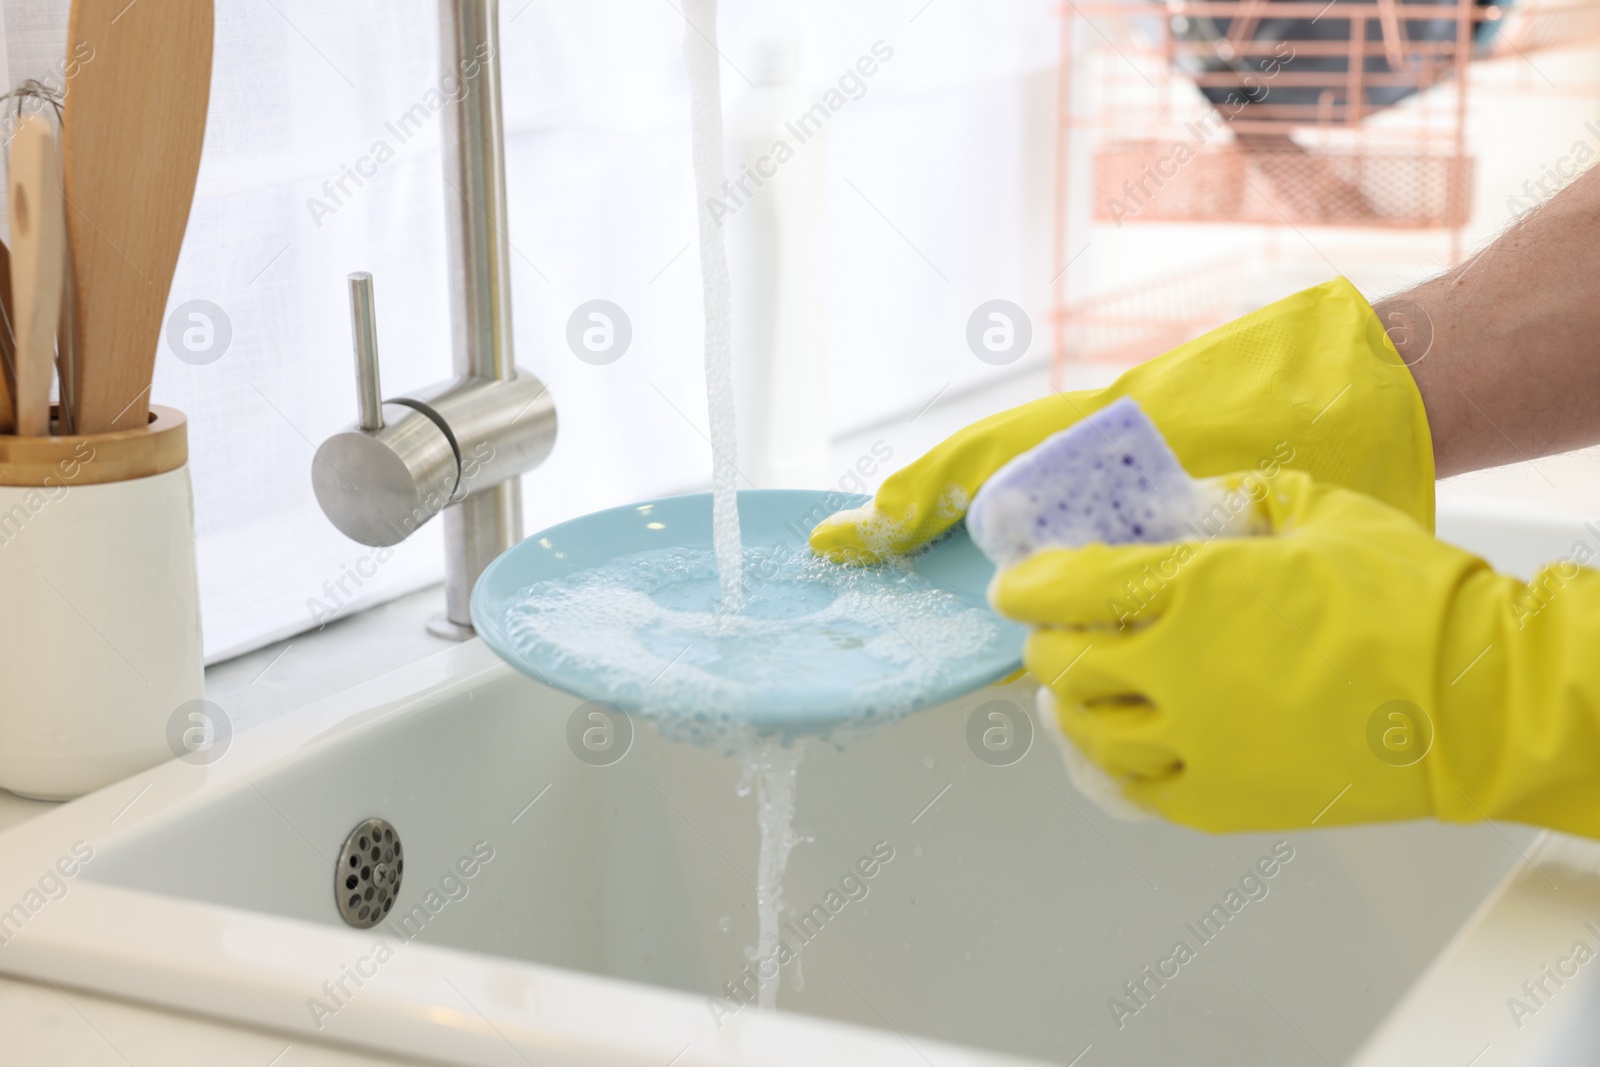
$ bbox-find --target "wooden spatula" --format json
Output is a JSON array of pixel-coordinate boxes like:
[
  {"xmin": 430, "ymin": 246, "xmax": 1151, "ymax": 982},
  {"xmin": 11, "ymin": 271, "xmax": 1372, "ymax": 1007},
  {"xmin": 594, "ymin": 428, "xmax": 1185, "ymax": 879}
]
[
  {"xmin": 10, "ymin": 114, "xmax": 64, "ymax": 437},
  {"xmin": 62, "ymin": 0, "xmax": 212, "ymax": 434}
]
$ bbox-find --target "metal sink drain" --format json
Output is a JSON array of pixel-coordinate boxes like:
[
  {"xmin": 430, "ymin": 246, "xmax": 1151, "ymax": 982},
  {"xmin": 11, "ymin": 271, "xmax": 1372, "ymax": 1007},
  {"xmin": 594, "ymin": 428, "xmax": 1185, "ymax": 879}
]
[{"xmin": 336, "ymin": 817, "xmax": 403, "ymax": 928}]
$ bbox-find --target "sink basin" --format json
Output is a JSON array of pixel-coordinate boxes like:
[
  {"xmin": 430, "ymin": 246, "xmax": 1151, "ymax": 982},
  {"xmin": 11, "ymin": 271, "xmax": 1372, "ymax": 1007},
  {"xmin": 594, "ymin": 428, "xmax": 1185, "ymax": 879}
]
[{"xmin": 0, "ymin": 497, "xmax": 1578, "ymax": 1065}]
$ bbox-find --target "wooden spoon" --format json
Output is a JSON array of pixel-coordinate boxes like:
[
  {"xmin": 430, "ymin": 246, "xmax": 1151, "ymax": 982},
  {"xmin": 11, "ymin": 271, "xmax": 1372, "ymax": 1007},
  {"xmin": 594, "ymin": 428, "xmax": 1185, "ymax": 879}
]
[
  {"xmin": 9, "ymin": 114, "xmax": 65, "ymax": 437},
  {"xmin": 62, "ymin": 0, "xmax": 212, "ymax": 434}
]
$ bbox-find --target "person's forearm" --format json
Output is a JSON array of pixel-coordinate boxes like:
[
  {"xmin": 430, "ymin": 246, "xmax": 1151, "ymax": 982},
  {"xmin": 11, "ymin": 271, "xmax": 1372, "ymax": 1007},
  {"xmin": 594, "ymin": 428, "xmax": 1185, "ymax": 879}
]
[{"xmin": 1374, "ymin": 165, "xmax": 1600, "ymax": 479}]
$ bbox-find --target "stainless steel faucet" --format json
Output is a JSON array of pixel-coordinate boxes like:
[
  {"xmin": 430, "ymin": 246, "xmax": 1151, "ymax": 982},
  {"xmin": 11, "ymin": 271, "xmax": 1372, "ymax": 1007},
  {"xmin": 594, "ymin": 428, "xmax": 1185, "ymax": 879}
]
[{"xmin": 312, "ymin": 0, "xmax": 556, "ymax": 639}]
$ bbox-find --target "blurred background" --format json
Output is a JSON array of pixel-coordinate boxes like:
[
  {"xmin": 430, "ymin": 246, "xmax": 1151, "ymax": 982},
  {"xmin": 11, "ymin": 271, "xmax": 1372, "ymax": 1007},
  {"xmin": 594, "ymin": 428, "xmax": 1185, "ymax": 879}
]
[{"xmin": 1, "ymin": 0, "xmax": 1595, "ymax": 659}]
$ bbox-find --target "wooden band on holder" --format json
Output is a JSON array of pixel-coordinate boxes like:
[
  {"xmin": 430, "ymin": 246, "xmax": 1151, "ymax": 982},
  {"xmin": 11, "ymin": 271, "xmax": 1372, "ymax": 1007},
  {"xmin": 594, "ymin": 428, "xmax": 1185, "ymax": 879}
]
[{"xmin": 0, "ymin": 404, "xmax": 187, "ymax": 487}]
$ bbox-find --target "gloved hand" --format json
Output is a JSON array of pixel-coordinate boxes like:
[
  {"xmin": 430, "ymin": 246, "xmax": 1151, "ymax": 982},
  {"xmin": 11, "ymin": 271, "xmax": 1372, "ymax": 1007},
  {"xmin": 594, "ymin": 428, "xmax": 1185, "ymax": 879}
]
[
  {"xmin": 810, "ymin": 277, "xmax": 1435, "ymax": 563},
  {"xmin": 992, "ymin": 467, "xmax": 1600, "ymax": 839}
]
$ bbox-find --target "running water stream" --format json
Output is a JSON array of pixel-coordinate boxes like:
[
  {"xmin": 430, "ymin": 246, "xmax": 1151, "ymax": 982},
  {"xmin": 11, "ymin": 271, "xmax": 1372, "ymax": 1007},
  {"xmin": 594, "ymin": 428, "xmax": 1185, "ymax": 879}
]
[
  {"xmin": 684, "ymin": 0, "xmax": 744, "ymax": 615},
  {"xmin": 684, "ymin": 0, "xmax": 798, "ymax": 1008},
  {"xmin": 738, "ymin": 740, "xmax": 806, "ymax": 1008}
]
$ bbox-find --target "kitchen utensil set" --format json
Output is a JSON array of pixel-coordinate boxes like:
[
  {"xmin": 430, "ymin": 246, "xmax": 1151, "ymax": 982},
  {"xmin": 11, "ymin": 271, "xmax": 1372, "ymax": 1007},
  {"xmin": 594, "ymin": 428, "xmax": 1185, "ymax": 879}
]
[{"xmin": 0, "ymin": 0, "xmax": 212, "ymax": 437}]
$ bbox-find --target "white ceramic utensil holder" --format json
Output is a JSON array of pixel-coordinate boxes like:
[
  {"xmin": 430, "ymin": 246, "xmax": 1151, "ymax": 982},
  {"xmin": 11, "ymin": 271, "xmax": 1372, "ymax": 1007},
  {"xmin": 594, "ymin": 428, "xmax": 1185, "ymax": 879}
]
[{"xmin": 0, "ymin": 406, "xmax": 202, "ymax": 800}]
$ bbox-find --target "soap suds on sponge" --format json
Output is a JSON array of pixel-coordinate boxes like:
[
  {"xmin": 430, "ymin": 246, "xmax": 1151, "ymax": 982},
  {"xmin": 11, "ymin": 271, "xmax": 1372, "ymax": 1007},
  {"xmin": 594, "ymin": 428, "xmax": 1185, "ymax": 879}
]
[{"xmin": 967, "ymin": 397, "xmax": 1251, "ymax": 567}]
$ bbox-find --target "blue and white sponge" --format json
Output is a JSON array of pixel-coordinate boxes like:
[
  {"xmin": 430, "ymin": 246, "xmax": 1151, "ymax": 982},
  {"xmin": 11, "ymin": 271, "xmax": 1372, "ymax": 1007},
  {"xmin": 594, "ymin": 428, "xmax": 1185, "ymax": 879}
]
[{"xmin": 968, "ymin": 397, "xmax": 1235, "ymax": 567}]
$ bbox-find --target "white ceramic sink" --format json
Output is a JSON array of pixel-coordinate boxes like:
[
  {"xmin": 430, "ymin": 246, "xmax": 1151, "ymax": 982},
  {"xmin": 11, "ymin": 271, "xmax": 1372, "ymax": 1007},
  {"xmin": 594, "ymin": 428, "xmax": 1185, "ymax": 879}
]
[{"xmin": 0, "ymin": 498, "xmax": 1583, "ymax": 1065}]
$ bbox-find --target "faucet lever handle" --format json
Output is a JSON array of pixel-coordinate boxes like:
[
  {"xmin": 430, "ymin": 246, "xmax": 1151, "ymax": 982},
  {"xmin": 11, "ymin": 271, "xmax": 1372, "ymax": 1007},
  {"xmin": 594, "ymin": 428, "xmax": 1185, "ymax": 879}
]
[{"xmin": 347, "ymin": 271, "xmax": 384, "ymax": 432}]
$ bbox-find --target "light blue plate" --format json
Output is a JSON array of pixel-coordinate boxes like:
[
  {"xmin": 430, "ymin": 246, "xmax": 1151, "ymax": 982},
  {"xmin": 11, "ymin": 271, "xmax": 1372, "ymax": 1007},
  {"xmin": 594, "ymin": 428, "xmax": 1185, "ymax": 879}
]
[{"xmin": 471, "ymin": 490, "xmax": 1026, "ymax": 738}]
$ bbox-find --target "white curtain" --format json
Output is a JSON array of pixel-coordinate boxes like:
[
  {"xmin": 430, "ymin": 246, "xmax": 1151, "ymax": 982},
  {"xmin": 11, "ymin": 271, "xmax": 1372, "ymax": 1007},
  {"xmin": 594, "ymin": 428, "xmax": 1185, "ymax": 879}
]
[{"xmin": 1, "ymin": 0, "xmax": 1059, "ymax": 660}]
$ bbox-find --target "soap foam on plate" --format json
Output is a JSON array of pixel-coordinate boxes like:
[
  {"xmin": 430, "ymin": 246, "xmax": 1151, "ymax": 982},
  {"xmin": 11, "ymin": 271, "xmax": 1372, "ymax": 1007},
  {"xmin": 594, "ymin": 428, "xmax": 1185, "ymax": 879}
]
[{"xmin": 498, "ymin": 541, "xmax": 1005, "ymax": 749}]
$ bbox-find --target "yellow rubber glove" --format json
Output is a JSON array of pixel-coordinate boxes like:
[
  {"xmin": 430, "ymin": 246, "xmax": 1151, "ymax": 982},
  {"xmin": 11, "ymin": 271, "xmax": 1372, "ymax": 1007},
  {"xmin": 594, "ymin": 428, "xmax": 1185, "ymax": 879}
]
[
  {"xmin": 811, "ymin": 277, "xmax": 1434, "ymax": 562},
  {"xmin": 992, "ymin": 468, "xmax": 1600, "ymax": 839}
]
